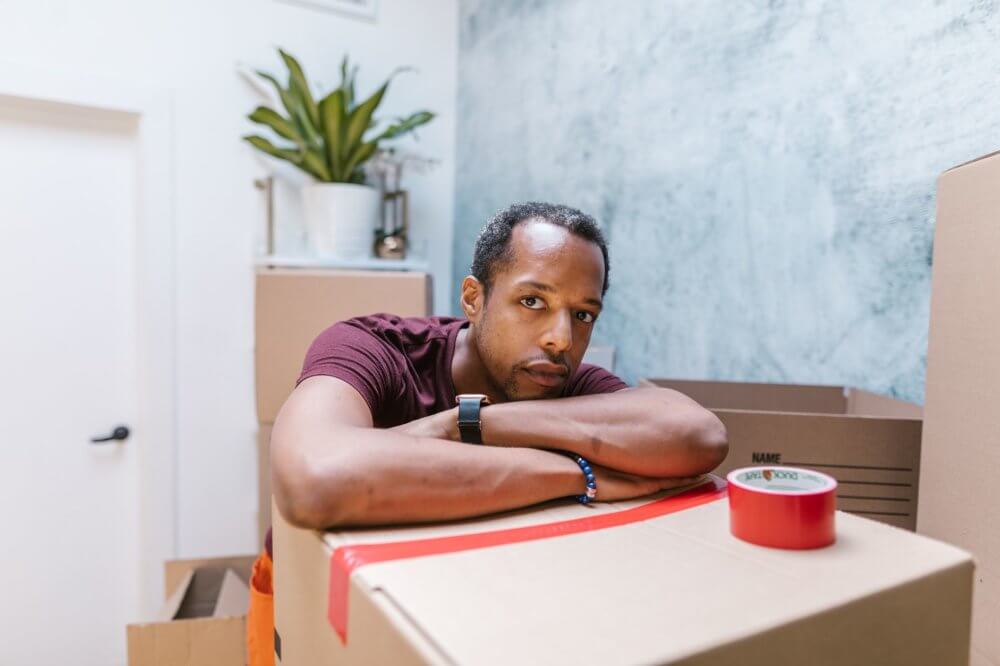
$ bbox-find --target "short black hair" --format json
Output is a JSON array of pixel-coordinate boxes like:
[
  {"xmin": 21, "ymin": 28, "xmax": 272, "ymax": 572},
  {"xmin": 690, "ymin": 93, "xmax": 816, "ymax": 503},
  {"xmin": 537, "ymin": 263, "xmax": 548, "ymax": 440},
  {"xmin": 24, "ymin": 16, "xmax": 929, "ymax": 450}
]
[{"xmin": 471, "ymin": 202, "xmax": 610, "ymax": 296}]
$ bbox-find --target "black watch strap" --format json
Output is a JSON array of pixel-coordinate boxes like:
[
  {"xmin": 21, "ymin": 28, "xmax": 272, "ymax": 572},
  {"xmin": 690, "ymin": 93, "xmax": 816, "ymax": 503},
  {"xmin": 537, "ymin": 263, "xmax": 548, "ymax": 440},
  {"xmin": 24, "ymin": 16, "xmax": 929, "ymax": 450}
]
[{"xmin": 456, "ymin": 394, "xmax": 489, "ymax": 444}]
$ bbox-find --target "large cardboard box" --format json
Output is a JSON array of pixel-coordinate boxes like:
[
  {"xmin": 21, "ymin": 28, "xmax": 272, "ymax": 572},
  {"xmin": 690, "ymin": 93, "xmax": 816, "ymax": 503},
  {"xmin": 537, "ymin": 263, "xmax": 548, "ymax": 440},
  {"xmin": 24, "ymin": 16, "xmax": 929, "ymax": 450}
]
[
  {"xmin": 255, "ymin": 268, "xmax": 432, "ymax": 425},
  {"xmin": 640, "ymin": 379, "xmax": 922, "ymax": 530},
  {"xmin": 272, "ymin": 486, "xmax": 973, "ymax": 665},
  {"xmin": 255, "ymin": 267, "xmax": 432, "ymax": 545},
  {"xmin": 127, "ymin": 556, "xmax": 255, "ymax": 666},
  {"xmin": 920, "ymin": 150, "xmax": 1000, "ymax": 665}
]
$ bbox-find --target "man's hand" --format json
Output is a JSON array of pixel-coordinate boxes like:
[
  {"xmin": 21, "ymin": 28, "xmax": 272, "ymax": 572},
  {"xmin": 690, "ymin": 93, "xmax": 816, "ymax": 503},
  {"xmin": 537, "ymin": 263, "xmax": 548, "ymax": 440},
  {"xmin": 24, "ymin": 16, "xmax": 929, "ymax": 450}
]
[
  {"xmin": 587, "ymin": 463, "xmax": 707, "ymax": 502},
  {"xmin": 390, "ymin": 407, "xmax": 459, "ymax": 441}
]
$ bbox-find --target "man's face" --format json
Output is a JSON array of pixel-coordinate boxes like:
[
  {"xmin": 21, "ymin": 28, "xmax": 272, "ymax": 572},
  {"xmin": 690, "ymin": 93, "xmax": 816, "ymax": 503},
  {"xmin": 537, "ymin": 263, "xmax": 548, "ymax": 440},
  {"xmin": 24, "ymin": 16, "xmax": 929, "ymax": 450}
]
[{"xmin": 469, "ymin": 220, "xmax": 606, "ymax": 401}]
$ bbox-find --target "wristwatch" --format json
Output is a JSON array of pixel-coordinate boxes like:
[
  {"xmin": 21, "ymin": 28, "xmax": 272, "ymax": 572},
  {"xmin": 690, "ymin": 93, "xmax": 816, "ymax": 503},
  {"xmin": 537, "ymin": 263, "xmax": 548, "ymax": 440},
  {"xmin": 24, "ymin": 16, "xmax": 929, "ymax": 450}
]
[{"xmin": 455, "ymin": 394, "xmax": 490, "ymax": 444}]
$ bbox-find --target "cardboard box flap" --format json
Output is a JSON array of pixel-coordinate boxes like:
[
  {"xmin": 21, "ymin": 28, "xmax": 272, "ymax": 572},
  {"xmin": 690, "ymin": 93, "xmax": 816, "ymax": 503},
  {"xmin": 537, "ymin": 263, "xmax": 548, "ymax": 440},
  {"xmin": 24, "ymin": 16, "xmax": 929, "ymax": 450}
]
[
  {"xmin": 176, "ymin": 568, "xmax": 230, "ymax": 619},
  {"xmin": 158, "ymin": 570, "xmax": 195, "ymax": 622},
  {"xmin": 349, "ymin": 501, "xmax": 972, "ymax": 666},
  {"xmin": 213, "ymin": 569, "xmax": 250, "ymax": 618},
  {"xmin": 846, "ymin": 388, "xmax": 922, "ymax": 419},
  {"xmin": 640, "ymin": 379, "xmax": 922, "ymax": 420},
  {"xmin": 639, "ymin": 378, "xmax": 849, "ymax": 414},
  {"xmin": 164, "ymin": 555, "xmax": 255, "ymax": 598},
  {"xmin": 157, "ymin": 566, "xmax": 250, "ymax": 622}
]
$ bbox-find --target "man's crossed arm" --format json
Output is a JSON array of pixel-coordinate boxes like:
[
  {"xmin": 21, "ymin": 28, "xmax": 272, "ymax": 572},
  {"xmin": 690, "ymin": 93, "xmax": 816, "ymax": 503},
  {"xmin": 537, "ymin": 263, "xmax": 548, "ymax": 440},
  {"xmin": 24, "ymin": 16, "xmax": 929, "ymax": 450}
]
[{"xmin": 271, "ymin": 376, "xmax": 728, "ymax": 530}]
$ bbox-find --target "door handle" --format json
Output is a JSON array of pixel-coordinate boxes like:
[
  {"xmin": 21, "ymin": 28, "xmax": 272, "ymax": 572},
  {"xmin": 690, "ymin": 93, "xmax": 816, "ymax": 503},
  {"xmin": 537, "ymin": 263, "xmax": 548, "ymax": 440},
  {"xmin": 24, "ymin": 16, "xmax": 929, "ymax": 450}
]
[{"xmin": 91, "ymin": 425, "xmax": 130, "ymax": 444}]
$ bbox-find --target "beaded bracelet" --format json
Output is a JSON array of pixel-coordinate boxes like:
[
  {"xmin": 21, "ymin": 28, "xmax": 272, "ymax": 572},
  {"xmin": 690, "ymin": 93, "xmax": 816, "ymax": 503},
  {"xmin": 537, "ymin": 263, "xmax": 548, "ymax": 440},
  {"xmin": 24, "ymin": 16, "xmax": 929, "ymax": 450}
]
[{"xmin": 570, "ymin": 455, "xmax": 598, "ymax": 504}]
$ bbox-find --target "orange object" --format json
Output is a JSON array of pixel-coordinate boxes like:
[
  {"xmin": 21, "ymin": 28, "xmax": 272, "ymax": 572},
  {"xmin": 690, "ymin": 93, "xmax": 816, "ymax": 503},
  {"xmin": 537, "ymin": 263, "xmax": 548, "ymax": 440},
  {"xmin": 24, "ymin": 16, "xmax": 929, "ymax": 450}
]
[{"xmin": 247, "ymin": 552, "xmax": 275, "ymax": 666}]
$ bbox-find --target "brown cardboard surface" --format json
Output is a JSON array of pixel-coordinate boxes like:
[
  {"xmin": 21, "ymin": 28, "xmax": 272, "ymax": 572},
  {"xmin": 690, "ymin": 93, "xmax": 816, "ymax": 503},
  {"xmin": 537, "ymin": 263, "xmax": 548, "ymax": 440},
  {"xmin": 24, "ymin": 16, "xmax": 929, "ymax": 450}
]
[
  {"xmin": 641, "ymin": 378, "xmax": 922, "ymax": 529},
  {"xmin": 214, "ymin": 570, "xmax": 250, "ymax": 618},
  {"xmin": 641, "ymin": 378, "xmax": 849, "ymax": 413},
  {"xmin": 273, "ymin": 490, "xmax": 973, "ymax": 665},
  {"xmin": 255, "ymin": 268, "xmax": 431, "ymax": 424},
  {"xmin": 257, "ymin": 425, "xmax": 272, "ymax": 549},
  {"xmin": 921, "ymin": 150, "xmax": 1000, "ymax": 664},
  {"xmin": 164, "ymin": 556, "xmax": 254, "ymax": 598},
  {"xmin": 127, "ymin": 617, "xmax": 246, "ymax": 666},
  {"xmin": 128, "ymin": 556, "xmax": 254, "ymax": 666}
]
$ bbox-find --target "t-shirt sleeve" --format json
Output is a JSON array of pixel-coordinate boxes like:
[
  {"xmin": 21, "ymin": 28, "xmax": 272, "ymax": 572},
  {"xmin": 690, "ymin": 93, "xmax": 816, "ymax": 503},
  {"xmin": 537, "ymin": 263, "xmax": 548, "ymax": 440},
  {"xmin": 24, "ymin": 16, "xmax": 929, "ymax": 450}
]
[
  {"xmin": 295, "ymin": 321, "xmax": 403, "ymax": 418},
  {"xmin": 562, "ymin": 363, "xmax": 629, "ymax": 397}
]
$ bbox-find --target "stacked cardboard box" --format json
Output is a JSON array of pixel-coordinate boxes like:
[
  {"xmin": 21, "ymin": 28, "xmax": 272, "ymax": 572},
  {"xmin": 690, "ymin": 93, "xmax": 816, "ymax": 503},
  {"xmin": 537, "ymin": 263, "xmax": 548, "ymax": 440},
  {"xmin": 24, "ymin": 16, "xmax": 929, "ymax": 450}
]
[
  {"xmin": 639, "ymin": 379, "xmax": 922, "ymax": 530},
  {"xmin": 920, "ymin": 150, "xmax": 1000, "ymax": 665},
  {"xmin": 254, "ymin": 267, "xmax": 432, "ymax": 546},
  {"xmin": 272, "ymin": 488, "xmax": 973, "ymax": 665}
]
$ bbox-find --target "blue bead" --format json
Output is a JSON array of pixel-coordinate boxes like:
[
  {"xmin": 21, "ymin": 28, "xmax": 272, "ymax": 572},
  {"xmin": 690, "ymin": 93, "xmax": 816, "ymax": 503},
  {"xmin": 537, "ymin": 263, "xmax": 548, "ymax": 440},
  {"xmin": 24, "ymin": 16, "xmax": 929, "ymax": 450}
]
[
  {"xmin": 582, "ymin": 465, "xmax": 592, "ymax": 474},
  {"xmin": 586, "ymin": 473, "xmax": 595, "ymax": 481}
]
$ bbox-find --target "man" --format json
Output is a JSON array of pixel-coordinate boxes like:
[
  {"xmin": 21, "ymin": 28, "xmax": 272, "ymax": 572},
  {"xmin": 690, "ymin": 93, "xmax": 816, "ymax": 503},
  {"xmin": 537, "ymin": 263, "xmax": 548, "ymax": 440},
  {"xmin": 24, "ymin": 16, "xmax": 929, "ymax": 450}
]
[{"xmin": 247, "ymin": 202, "xmax": 728, "ymax": 665}]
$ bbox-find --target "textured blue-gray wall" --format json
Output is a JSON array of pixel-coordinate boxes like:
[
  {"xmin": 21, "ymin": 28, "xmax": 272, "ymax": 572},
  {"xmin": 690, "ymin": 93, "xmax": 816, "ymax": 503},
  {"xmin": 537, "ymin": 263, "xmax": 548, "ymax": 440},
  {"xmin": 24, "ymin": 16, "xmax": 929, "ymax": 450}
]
[{"xmin": 453, "ymin": 1, "xmax": 1000, "ymax": 402}]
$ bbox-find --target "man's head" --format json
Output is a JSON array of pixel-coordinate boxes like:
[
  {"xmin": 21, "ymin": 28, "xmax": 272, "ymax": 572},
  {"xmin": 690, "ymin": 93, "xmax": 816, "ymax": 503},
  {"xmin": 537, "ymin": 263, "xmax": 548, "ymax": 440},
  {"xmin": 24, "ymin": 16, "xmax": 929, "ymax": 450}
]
[{"xmin": 460, "ymin": 202, "xmax": 609, "ymax": 401}]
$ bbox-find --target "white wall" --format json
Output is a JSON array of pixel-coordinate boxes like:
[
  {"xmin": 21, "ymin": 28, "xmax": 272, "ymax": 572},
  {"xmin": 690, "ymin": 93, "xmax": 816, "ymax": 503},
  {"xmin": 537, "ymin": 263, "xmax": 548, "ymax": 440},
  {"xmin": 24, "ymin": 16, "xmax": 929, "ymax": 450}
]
[{"xmin": 0, "ymin": 0, "xmax": 458, "ymax": 557}]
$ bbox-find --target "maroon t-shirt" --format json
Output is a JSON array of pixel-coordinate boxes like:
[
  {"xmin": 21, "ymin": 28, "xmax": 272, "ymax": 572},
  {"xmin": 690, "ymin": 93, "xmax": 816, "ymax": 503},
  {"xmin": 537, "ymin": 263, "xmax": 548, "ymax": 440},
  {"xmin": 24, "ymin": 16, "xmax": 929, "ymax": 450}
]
[
  {"xmin": 266, "ymin": 314, "xmax": 627, "ymax": 556},
  {"xmin": 295, "ymin": 313, "xmax": 628, "ymax": 425}
]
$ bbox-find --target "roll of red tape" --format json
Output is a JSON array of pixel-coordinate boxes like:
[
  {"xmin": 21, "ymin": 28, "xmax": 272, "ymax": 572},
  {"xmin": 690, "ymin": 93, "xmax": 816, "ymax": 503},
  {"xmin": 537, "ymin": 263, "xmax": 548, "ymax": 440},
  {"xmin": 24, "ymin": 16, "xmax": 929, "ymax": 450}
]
[{"xmin": 727, "ymin": 466, "xmax": 837, "ymax": 549}]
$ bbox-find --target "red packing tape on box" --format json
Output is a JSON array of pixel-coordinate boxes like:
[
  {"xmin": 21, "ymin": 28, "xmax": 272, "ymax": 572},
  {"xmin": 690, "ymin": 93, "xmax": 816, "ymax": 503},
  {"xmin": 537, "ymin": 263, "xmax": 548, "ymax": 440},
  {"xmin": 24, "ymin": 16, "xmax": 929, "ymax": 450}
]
[
  {"xmin": 727, "ymin": 466, "xmax": 837, "ymax": 550},
  {"xmin": 328, "ymin": 476, "xmax": 729, "ymax": 643}
]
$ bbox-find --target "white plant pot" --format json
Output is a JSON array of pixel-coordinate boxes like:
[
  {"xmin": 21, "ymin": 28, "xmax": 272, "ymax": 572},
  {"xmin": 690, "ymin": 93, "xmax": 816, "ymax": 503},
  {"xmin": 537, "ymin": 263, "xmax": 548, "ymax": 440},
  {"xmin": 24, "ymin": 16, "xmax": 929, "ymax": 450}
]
[{"xmin": 302, "ymin": 183, "xmax": 382, "ymax": 260}]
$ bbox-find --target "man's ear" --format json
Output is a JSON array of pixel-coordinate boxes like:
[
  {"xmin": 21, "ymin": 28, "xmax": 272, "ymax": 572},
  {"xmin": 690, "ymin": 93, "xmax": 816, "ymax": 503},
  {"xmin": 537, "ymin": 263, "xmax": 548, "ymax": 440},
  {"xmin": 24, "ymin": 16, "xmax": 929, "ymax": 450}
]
[{"xmin": 460, "ymin": 275, "xmax": 485, "ymax": 321}]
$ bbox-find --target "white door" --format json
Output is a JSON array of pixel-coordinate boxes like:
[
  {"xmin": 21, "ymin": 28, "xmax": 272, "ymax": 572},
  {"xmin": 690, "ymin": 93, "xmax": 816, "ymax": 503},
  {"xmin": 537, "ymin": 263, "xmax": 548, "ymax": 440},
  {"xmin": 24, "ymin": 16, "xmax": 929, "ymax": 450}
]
[{"xmin": 0, "ymin": 96, "xmax": 143, "ymax": 666}]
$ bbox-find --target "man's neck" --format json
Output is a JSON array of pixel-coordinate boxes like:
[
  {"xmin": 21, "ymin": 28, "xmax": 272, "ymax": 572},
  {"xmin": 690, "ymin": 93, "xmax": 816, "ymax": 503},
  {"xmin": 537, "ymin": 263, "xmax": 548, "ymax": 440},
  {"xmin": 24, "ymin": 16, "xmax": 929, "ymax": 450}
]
[{"xmin": 451, "ymin": 326, "xmax": 505, "ymax": 404}]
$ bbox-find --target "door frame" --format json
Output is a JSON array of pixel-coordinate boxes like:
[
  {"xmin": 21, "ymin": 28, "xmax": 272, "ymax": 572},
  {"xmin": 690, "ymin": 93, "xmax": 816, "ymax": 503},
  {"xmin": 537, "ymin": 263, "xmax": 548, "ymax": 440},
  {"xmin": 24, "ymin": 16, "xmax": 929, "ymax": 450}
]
[{"xmin": 0, "ymin": 61, "xmax": 177, "ymax": 617}]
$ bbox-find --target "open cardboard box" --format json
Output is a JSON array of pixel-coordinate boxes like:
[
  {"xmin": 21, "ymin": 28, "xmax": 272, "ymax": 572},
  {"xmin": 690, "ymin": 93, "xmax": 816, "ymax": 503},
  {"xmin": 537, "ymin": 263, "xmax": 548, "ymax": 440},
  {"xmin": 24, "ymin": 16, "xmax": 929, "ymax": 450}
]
[
  {"xmin": 920, "ymin": 149, "xmax": 1000, "ymax": 665},
  {"xmin": 127, "ymin": 556, "xmax": 255, "ymax": 666},
  {"xmin": 272, "ymin": 484, "xmax": 973, "ymax": 665},
  {"xmin": 640, "ymin": 378, "xmax": 922, "ymax": 530}
]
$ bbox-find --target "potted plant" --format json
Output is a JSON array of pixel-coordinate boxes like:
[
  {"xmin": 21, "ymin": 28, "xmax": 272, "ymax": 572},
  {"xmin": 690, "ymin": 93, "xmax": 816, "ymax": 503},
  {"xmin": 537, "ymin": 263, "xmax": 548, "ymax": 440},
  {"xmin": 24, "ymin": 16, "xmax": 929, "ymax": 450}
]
[{"xmin": 244, "ymin": 49, "xmax": 434, "ymax": 259}]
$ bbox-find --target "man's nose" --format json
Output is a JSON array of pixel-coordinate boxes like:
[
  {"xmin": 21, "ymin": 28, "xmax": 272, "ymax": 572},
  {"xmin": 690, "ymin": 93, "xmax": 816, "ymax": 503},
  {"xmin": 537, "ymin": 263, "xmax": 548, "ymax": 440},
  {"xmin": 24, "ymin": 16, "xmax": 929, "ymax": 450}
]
[{"xmin": 541, "ymin": 311, "xmax": 573, "ymax": 354}]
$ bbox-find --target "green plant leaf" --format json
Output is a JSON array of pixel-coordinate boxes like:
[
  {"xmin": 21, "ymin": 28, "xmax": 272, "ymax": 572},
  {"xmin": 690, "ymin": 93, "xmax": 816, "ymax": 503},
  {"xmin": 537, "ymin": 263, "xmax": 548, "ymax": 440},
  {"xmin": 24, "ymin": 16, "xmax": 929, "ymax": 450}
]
[
  {"xmin": 302, "ymin": 150, "xmax": 335, "ymax": 183},
  {"xmin": 319, "ymin": 89, "xmax": 346, "ymax": 180},
  {"xmin": 287, "ymin": 101, "xmax": 323, "ymax": 152},
  {"xmin": 338, "ymin": 56, "xmax": 360, "ymax": 109},
  {"xmin": 279, "ymin": 49, "xmax": 320, "ymax": 130},
  {"xmin": 373, "ymin": 110, "xmax": 435, "ymax": 141},
  {"xmin": 302, "ymin": 147, "xmax": 332, "ymax": 181},
  {"xmin": 339, "ymin": 141, "xmax": 377, "ymax": 181},
  {"xmin": 255, "ymin": 70, "xmax": 302, "ymax": 121},
  {"xmin": 247, "ymin": 106, "xmax": 301, "ymax": 144},
  {"xmin": 244, "ymin": 135, "xmax": 329, "ymax": 181},
  {"xmin": 243, "ymin": 134, "xmax": 299, "ymax": 162},
  {"xmin": 258, "ymin": 62, "xmax": 320, "ymax": 150},
  {"xmin": 343, "ymin": 67, "xmax": 411, "ymax": 154}
]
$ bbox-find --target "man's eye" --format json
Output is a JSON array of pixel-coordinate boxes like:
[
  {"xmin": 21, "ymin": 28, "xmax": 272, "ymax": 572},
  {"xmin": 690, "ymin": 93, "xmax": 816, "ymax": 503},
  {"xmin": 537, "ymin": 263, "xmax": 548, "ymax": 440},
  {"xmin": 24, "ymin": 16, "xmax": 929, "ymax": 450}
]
[
  {"xmin": 520, "ymin": 297, "xmax": 544, "ymax": 309},
  {"xmin": 576, "ymin": 311, "xmax": 596, "ymax": 323}
]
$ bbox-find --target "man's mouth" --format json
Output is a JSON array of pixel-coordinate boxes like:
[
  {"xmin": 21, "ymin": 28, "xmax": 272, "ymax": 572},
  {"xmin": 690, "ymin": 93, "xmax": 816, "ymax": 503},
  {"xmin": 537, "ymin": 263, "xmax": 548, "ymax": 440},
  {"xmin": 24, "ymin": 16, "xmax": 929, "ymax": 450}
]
[{"xmin": 522, "ymin": 362, "xmax": 568, "ymax": 388}]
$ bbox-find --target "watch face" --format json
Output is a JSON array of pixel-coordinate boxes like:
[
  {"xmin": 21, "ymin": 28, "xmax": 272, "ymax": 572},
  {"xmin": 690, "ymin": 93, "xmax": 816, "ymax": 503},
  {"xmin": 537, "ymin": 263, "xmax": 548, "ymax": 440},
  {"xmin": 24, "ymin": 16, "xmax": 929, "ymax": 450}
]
[{"xmin": 456, "ymin": 393, "xmax": 490, "ymax": 405}]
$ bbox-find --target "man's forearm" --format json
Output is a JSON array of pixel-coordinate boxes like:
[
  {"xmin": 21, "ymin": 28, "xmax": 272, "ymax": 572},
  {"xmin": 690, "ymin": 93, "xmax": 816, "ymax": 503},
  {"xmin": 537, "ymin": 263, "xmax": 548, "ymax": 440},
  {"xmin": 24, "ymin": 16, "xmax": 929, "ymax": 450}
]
[
  {"xmin": 273, "ymin": 425, "xmax": 584, "ymax": 530},
  {"xmin": 476, "ymin": 387, "xmax": 728, "ymax": 477}
]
